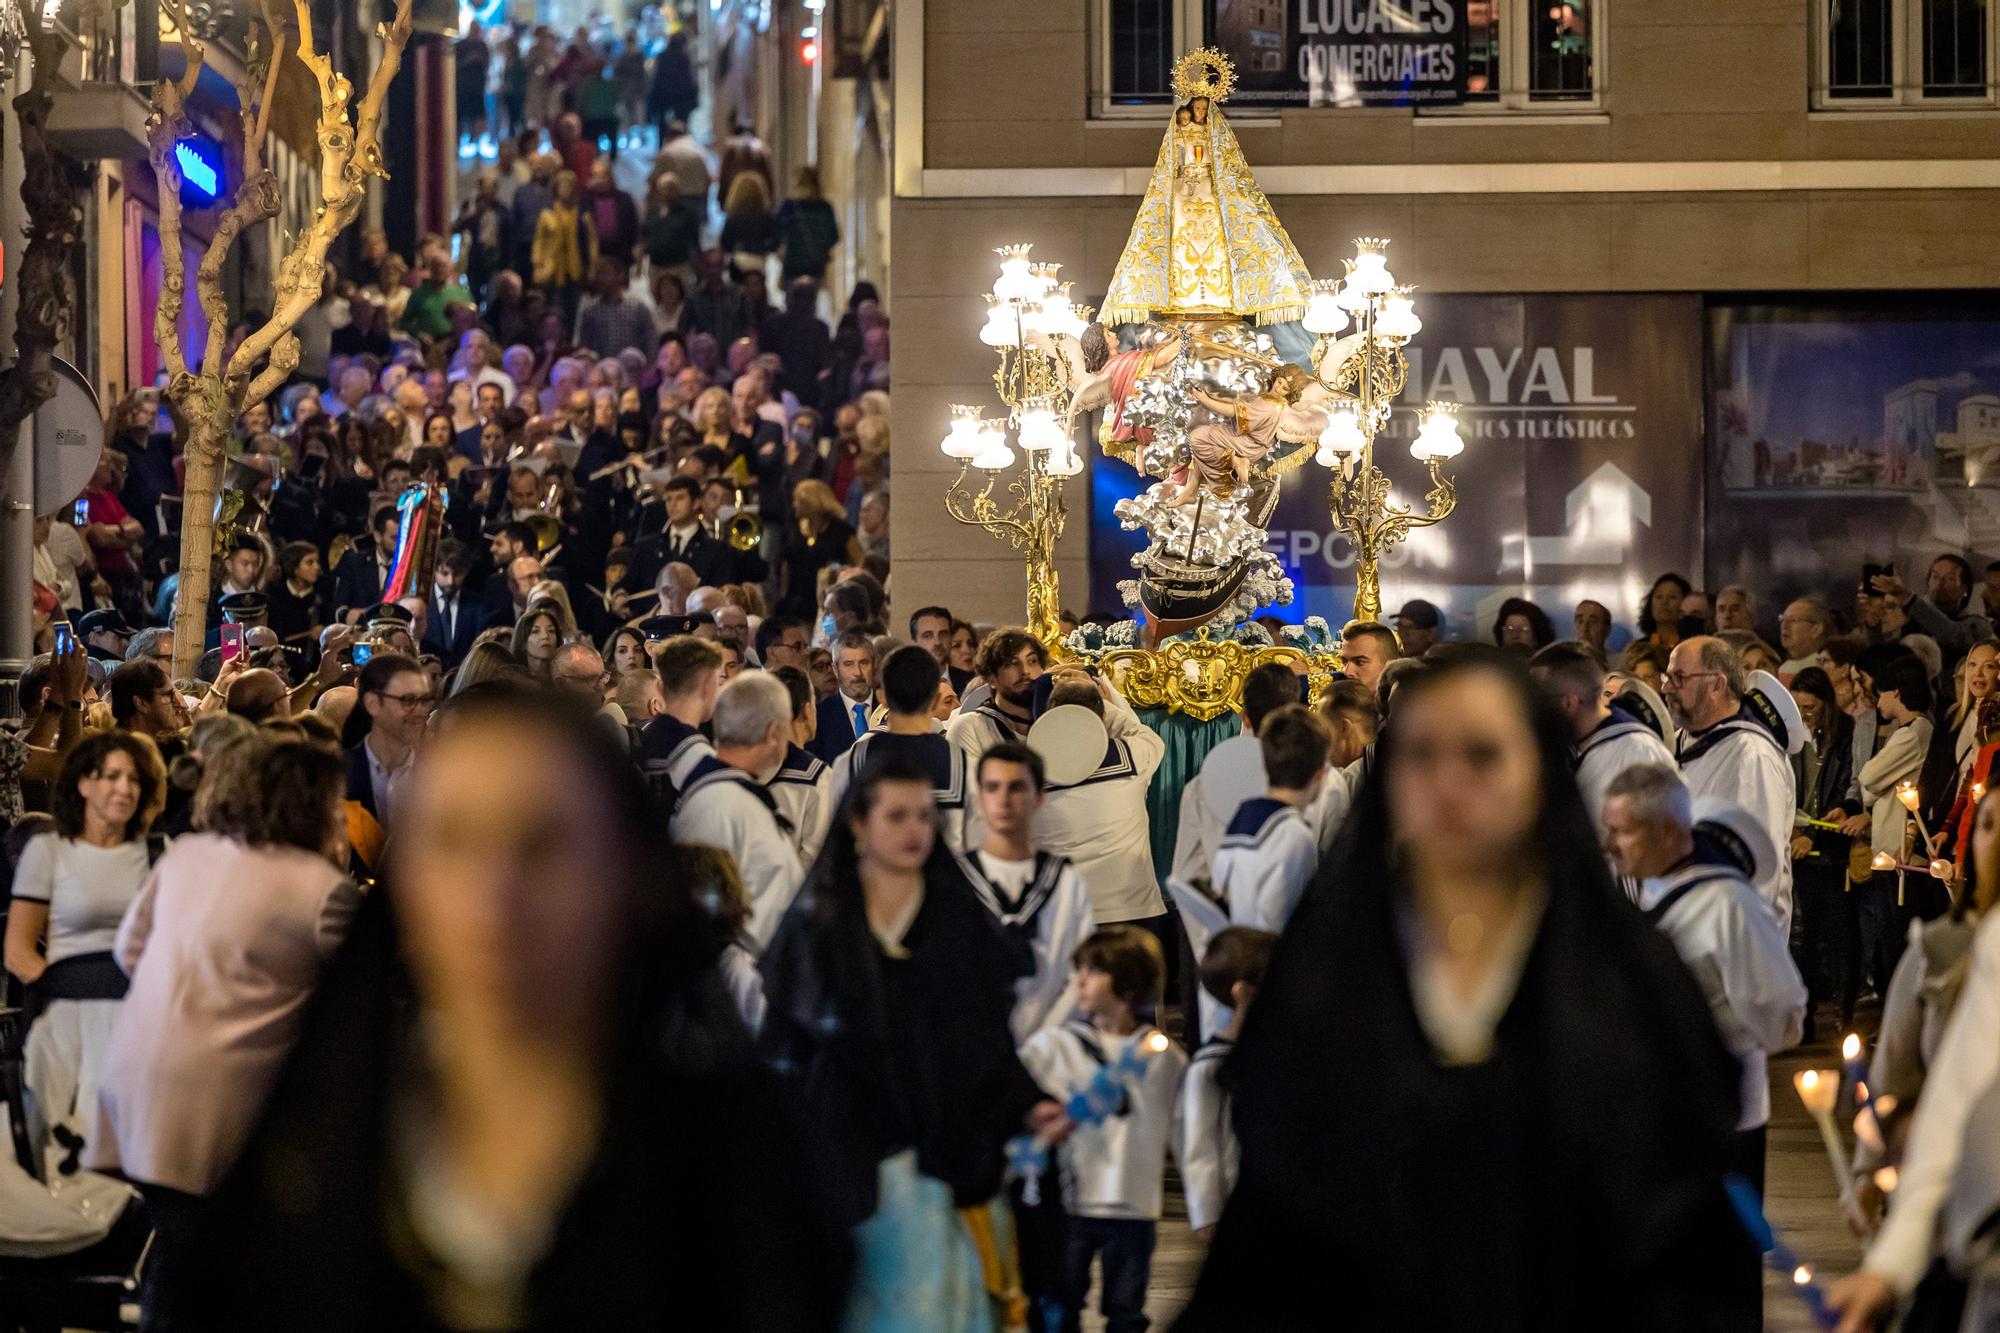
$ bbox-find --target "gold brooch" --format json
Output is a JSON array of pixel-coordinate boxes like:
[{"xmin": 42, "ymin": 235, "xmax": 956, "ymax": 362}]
[{"xmin": 1171, "ymin": 48, "xmax": 1237, "ymax": 105}]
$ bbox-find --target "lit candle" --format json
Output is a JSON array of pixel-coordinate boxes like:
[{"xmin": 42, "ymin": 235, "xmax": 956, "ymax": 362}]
[{"xmin": 1793, "ymin": 1069, "xmax": 1851, "ymax": 1203}]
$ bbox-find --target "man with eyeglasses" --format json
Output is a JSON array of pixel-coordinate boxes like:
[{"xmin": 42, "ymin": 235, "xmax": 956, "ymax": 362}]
[
  {"xmin": 110, "ymin": 658, "xmax": 189, "ymax": 740},
  {"xmin": 754, "ymin": 616, "xmax": 809, "ymax": 673},
  {"xmin": 1663, "ymin": 636, "xmax": 1800, "ymax": 932},
  {"xmin": 348, "ymin": 653, "xmax": 435, "ymax": 869},
  {"xmin": 550, "ymin": 642, "xmax": 610, "ymax": 703},
  {"xmin": 125, "ymin": 627, "xmax": 175, "ymax": 670}
]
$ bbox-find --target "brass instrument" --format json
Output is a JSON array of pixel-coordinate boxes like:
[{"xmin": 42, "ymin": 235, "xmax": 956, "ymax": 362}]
[
  {"xmin": 524, "ymin": 477, "xmax": 565, "ymax": 557},
  {"xmin": 726, "ymin": 507, "xmax": 763, "ymax": 553}
]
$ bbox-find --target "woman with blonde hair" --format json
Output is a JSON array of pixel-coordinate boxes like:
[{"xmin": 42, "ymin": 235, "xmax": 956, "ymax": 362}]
[
  {"xmin": 693, "ymin": 385, "xmax": 753, "ymax": 484},
  {"xmin": 527, "ymin": 581, "xmax": 579, "ymax": 635},
  {"xmin": 721, "ymin": 582, "xmax": 768, "ymax": 621},
  {"xmin": 531, "ymin": 168, "xmax": 597, "ymax": 325},
  {"xmin": 720, "ymin": 172, "xmax": 776, "ymax": 279},
  {"xmin": 447, "ymin": 640, "xmax": 529, "ymax": 697},
  {"xmin": 777, "ymin": 479, "xmax": 861, "ymax": 619}
]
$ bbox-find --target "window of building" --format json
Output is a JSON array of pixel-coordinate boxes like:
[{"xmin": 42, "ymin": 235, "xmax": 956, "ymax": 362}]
[
  {"xmin": 1090, "ymin": 0, "xmax": 1598, "ymax": 118},
  {"xmin": 1818, "ymin": 0, "xmax": 1998, "ymax": 106},
  {"xmin": 1451, "ymin": 0, "xmax": 1596, "ymax": 109}
]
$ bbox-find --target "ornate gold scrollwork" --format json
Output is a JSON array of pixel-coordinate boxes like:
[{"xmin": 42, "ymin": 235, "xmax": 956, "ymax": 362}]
[{"xmin": 1095, "ymin": 634, "xmax": 1343, "ymax": 722}]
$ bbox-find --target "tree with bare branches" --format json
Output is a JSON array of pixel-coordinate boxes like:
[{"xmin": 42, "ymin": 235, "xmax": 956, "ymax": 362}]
[{"xmin": 148, "ymin": 0, "xmax": 414, "ymax": 680}]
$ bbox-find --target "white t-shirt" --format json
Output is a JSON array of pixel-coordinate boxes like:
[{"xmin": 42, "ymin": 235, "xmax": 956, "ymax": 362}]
[{"xmin": 12, "ymin": 834, "xmax": 153, "ymax": 964}]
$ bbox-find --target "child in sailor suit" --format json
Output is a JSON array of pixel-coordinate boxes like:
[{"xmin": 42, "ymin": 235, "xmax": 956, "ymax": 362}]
[
  {"xmin": 1169, "ymin": 663, "xmax": 1308, "ymax": 887},
  {"xmin": 1178, "ymin": 927, "xmax": 1276, "ymax": 1238},
  {"xmin": 1017, "ymin": 927, "xmax": 1186, "ymax": 1333},
  {"xmin": 959, "ymin": 847, "xmax": 1096, "ymax": 1041},
  {"xmin": 1213, "ymin": 704, "xmax": 1331, "ymax": 935},
  {"xmin": 962, "ymin": 741, "xmax": 1097, "ymax": 1040}
]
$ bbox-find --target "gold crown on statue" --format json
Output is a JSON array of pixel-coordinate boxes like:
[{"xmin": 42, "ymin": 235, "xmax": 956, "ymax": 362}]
[{"xmin": 1172, "ymin": 47, "xmax": 1236, "ymax": 104}]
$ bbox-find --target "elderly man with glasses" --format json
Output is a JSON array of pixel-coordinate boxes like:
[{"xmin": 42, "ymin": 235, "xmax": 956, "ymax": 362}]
[{"xmin": 1663, "ymin": 635, "xmax": 1800, "ymax": 932}]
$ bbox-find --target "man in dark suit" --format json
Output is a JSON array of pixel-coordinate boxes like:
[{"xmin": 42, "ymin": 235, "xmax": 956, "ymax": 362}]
[
  {"xmin": 423, "ymin": 539, "xmax": 484, "ymax": 668},
  {"xmin": 629, "ymin": 477, "xmax": 734, "ymax": 592},
  {"xmin": 809, "ymin": 629, "xmax": 878, "ymax": 762},
  {"xmin": 332, "ymin": 504, "xmax": 402, "ymax": 624}
]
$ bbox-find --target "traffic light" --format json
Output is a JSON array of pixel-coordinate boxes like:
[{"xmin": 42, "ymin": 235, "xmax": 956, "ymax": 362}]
[{"xmin": 800, "ymin": 35, "xmax": 818, "ymax": 63}]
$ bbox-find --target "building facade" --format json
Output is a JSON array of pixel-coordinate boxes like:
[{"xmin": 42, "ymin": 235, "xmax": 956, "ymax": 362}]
[{"xmin": 890, "ymin": 0, "xmax": 2000, "ymax": 640}]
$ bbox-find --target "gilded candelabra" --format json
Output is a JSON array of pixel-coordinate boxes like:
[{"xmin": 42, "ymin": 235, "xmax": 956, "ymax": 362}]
[
  {"xmin": 939, "ymin": 245, "xmax": 1088, "ymax": 646},
  {"xmin": 1305, "ymin": 238, "xmax": 1466, "ymax": 626}
]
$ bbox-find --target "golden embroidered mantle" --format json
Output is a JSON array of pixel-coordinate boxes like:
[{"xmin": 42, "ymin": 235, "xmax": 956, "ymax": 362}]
[{"xmin": 1100, "ymin": 105, "xmax": 1313, "ymax": 328}]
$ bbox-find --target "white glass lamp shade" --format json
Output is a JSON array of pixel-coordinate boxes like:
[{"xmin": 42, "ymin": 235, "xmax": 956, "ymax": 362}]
[
  {"xmin": 1349, "ymin": 238, "xmax": 1394, "ymax": 295},
  {"xmin": 1046, "ymin": 445, "xmax": 1085, "ymax": 477},
  {"xmin": 1336, "ymin": 262, "xmax": 1373, "ymax": 314},
  {"xmin": 1029, "ymin": 262, "xmax": 1062, "ymax": 302},
  {"xmin": 1018, "ymin": 401, "xmax": 1066, "ymax": 451},
  {"xmin": 1039, "ymin": 283, "xmax": 1082, "ymax": 339},
  {"xmin": 978, "ymin": 298, "xmax": 1020, "ymax": 347},
  {"xmin": 1376, "ymin": 287, "xmax": 1421, "ymax": 342},
  {"xmin": 940, "ymin": 405, "xmax": 986, "ymax": 458},
  {"xmin": 1410, "ymin": 403, "xmax": 1465, "ymax": 461},
  {"xmin": 1018, "ymin": 300, "xmax": 1049, "ymax": 337},
  {"xmin": 993, "ymin": 246, "xmax": 1037, "ymax": 302},
  {"xmin": 1303, "ymin": 279, "xmax": 1348, "ymax": 336},
  {"xmin": 971, "ymin": 429, "xmax": 1017, "ymax": 472},
  {"xmin": 1319, "ymin": 405, "xmax": 1366, "ymax": 457}
]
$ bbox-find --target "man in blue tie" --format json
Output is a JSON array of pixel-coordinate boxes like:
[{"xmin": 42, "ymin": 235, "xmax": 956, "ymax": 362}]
[
  {"xmin": 423, "ymin": 540, "xmax": 483, "ymax": 668},
  {"xmin": 811, "ymin": 629, "xmax": 878, "ymax": 761}
]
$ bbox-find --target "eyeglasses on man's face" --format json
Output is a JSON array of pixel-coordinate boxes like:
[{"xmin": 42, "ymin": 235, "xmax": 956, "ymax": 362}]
[
  {"xmin": 376, "ymin": 691, "xmax": 436, "ymax": 710},
  {"xmin": 1662, "ymin": 670, "xmax": 1720, "ymax": 691}
]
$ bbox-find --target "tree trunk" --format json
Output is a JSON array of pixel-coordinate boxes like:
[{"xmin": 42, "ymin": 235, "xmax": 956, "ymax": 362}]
[{"xmin": 169, "ymin": 393, "xmax": 231, "ymax": 681}]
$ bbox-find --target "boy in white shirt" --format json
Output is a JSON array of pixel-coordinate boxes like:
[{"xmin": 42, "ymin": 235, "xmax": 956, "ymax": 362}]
[
  {"xmin": 953, "ymin": 741, "xmax": 1098, "ymax": 1041},
  {"xmin": 1178, "ymin": 926, "xmax": 1275, "ymax": 1241},
  {"xmin": 1019, "ymin": 926, "xmax": 1187, "ymax": 1333},
  {"xmin": 1214, "ymin": 704, "xmax": 1331, "ymax": 934},
  {"xmin": 1169, "ymin": 661, "xmax": 1302, "ymax": 886}
]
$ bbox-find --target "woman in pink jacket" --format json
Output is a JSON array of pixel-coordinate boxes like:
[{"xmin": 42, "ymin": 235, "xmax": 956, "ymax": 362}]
[{"xmin": 93, "ymin": 732, "xmax": 360, "ymax": 1331}]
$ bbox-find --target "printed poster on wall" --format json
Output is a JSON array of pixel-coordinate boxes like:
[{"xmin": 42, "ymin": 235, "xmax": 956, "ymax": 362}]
[
  {"xmin": 1706, "ymin": 298, "xmax": 2000, "ymax": 619},
  {"xmin": 1086, "ymin": 294, "xmax": 1707, "ymax": 647},
  {"xmin": 1210, "ymin": 0, "xmax": 1470, "ymax": 107}
]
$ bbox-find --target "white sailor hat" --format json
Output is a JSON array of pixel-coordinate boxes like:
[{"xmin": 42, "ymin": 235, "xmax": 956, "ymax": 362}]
[
  {"xmin": 1198, "ymin": 733, "xmax": 1266, "ymax": 825},
  {"xmin": 1742, "ymin": 668, "xmax": 1807, "ymax": 756},
  {"xmin": 1027, "ymin": 704, "xmax": 1111, "ymax": 788},
  {"xmin": 1690, "ymin": 797, "xmax": 1775, "ymax": 886},
  {"xmin": 1614, "ymin": 676, "xmax": 1678, "ymax": 754}
]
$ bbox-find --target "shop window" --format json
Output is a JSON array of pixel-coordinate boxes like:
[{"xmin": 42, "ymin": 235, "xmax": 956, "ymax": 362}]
[{"xmin": 1091, "ymin": 0, "xmax": 1598, "ymax": 118}]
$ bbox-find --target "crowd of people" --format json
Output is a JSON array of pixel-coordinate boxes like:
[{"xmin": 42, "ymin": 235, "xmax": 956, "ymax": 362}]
[
  {"xmin": 6, "ymin": 21, "xmax": 2000, "ymax": 1322},
  {"xmin": 8, "ymin": 514, "xmax": 2000, "ymax": 1328}
]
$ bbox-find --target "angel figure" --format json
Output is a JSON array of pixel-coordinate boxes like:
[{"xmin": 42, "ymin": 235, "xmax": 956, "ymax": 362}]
[{"xmin": 1169, "ymin": 365, "xmax": 1329, "ymax": 507}]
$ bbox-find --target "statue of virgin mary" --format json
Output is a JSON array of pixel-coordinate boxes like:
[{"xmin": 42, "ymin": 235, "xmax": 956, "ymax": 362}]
[{"xmin": 1099, "ymin": 49, "xmax": 1313, "ymax": 328}]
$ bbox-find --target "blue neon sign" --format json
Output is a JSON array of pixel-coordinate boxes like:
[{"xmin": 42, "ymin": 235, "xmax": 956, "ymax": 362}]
[{"xmin": 175, "ymin": 141, "xmax": 219, "ymax": 200}]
